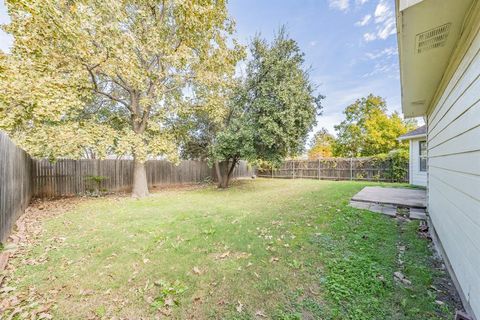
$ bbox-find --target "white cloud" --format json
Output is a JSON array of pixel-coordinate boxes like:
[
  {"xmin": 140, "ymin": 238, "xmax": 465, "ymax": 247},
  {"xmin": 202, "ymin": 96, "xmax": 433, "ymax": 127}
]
[
  {"xmin": 328, "ymin": 0, "xmax": 350, "ymax": 12},
  {"xmin": 309, "ymin": 40, "xmax": 318, "ymax": 47},
  {"xmin": 361, "ymin": 0, "xmax": 396, "ymax": 42},
  {"xmin": 355, "ymin": 14, "xmax": 371, "ymax": 27},
  {"xmin": 377, "ymin": 17, "xmax": 396, "ymax": 39},
  {"xmin": 356, "ymin": 0, "xmax": 369, "ymax": 4},
  {"xmin": 365, "ymin": 46, "xmax": 397, "ymax": 59},
  {"xmin": 363, "ymin": 32, "xmax": 377, "ymax": 42},
  {"xmin": 362, "ymin": 62, "xmax": 399, "ymax": 78},
  {"xmin": 374, "ymin": 1, "xmax": 390, "ymax": 23}
]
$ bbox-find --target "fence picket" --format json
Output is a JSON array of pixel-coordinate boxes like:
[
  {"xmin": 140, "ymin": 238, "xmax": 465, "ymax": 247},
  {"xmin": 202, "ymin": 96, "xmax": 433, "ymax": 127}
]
[
  {"xmin": 28, "ymin": 159, "xmax": 253, "ymax": 198},
  {"xmin": 0, "ymin": 132, "xmax": 34, "ymax": 242}
]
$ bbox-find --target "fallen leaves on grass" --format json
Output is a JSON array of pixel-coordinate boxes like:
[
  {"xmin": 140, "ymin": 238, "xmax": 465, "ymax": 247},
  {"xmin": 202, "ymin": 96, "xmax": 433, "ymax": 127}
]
[
  {"xmin": 255, "ymin": 310, "xmax": 267, "ymax": 317},
  {"xmin": 212, "ymin": 251, "xmax": 251, "ymax": 261},
  {"xmin": 192, "ymin": 266, "xmax": 202, "ymax": 275},
  {"xmin": 236, "ymin": 301, "xmax": 243, "ymax": 313},
  {"xmin": 269, "ymin": 257, "xmax": 279, "ymax": 263},
  {"xmin": 394, "ymin": 271, "xmax": 412, "ymax": 286},
  {"xmin": 0, "ymin": 286, "xmax": 55, "ymax": 319},
  {"xmin": 38, "ymin": 312, "xmax": 53, "ymax": 319},
  {"xmin": 0, "ymin": 198, "xmax": 83, "ymax": 319},
  {"xmin": 217, "ymin": 251, "xmax": 230, "ymax": 259},
  {"xmin": 0, "ymin": 286, "xmax": 16, "ymax": 293}
]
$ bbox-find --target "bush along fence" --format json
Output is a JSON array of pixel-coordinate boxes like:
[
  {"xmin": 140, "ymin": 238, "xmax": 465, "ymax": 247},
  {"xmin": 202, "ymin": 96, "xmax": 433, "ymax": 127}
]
[
  {"xmin": 0, "ymin": 131, "xmax": 254, "ymax": 241},
  {"xmin": 257, "ymin": 157, "xmax": 409, "ymax": 182}
]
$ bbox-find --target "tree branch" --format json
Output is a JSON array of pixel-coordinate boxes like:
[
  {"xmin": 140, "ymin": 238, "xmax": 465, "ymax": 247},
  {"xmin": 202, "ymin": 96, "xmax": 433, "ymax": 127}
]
[{"xmin": 85, "ymin": 66, "xmax": 131, "ymax": 110}]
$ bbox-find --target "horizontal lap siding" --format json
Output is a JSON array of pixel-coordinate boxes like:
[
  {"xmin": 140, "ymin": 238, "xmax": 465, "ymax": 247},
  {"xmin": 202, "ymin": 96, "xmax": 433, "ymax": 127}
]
[
  {"xmin": 427, "ymin": 26, "xmax": 480, "ymax": 317},
  {"xmin": 410, "ymin": 138, "xmax": 427, "ymax": 186},
  {"xmin": 429, "ymin": 182, "xmax": 480, "ymax": 306}
]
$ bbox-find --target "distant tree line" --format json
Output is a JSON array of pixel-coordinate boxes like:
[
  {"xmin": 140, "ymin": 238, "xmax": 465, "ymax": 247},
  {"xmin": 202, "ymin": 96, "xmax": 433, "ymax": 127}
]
[{"xmin": 308, "ymin": 94, "xmax": 417, "ymax": 160}]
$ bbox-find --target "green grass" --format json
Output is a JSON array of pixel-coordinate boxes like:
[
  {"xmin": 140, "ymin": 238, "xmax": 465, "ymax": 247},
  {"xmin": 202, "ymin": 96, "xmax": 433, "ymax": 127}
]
[{"xmin": 4, "ymin": 179, "xmax": 454, "ymax": 319}]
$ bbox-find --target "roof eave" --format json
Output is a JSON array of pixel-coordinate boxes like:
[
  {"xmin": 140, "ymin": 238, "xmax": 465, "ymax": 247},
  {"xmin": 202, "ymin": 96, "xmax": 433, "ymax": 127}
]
[
  {"xmin": 397, "ymin": 133, "xmax": 427, "ymax": 141},
  {"xmin": 396, "ymin": 0, "xmax": 474, "ymax": 118}
]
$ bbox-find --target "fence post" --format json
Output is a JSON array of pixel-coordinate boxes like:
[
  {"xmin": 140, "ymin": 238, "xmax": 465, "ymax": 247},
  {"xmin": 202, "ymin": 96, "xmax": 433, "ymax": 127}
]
[
  {"xmin": 350, "ymin": 157, "xmax": 353, "ymax": 180},
  {"xmin": 271, "ymin": 164, "xmax": 273, "ymax": 179},
  {"xmin": 292, "ymin": 161, "xmax": 295, "ymax": 179},
  {"xmin": 318, "ymin": 158, "xmax": 321, "ymax": 180}
]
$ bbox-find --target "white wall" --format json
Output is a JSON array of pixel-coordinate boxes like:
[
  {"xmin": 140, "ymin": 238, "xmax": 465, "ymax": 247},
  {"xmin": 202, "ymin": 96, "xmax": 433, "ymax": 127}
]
[
  {"xmin": 427, "ymin": 26, "xmax": 480, "ymax": 318},
  {"xmin": 409, "ymin": 138, "xmax": 427, "ymax": 187}
]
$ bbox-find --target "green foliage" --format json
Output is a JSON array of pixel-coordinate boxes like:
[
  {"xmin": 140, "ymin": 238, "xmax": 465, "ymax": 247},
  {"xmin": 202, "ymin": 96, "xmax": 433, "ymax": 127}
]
[
  {"xmin": 183, "ymin": 28, "xmax": 322, "ymax": 169},
  {"xmin": 85, "ymin": 175, "xmax": 108, "ymax": 185},
  {"xmin": 151, "ymin": 279, "xmax": 188, "ymax": 309},
  {"xmin": 320, "ymin": 199, "xmax": 450, "ymax": 320},
  {"xmin": 307, "ymin": 128, "xmax": 335, "ymax": 159},
  {"xmin": 180, "ymin": 27, "xmax": 322, "ymax": 187},
  {"xmin": 333, "ymin": 94, "xmax": 416, "ymax": 157},
  {"xmin": 85, "ymin": 175, "xmax": 108, "ymax": 195},
  {"xmin": 213, "ymin": 28, "xmax": 323, "ymax": 165},
  {"xmin": 0, "ymin": 0, "xmax": 243, "ymax": 163},
  {"xmin": 374, "ymin": 149, "xmax": 409, "ymax": 182}
]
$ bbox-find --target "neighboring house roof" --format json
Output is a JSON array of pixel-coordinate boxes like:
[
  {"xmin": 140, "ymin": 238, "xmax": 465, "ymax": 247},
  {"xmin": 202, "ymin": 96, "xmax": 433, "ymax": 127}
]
[
  {"xmin": 398, "ymin": 125, "xmax": 427, "ymax": 141},
  {"xmin": 395, "ymin": 0, "xmax": 474, "ymax": 118}
]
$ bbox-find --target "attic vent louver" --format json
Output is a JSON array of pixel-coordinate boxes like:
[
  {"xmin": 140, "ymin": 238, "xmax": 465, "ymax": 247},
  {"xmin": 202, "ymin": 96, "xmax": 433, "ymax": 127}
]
[{"xmin": 416, "ymin": 23, "xmax": 451, "ymax": 54}]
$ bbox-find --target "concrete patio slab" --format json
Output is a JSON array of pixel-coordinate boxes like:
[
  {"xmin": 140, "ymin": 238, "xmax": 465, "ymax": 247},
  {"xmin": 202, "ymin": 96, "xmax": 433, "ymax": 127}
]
[
  {"xmin": 351, "ymin": 186, "xmax": 426, "ymax": 209},
  {"xmin": 349, "ymin": 201, "xmax": 371, "ymax": 210},
  {"xmin": 349, "ymin": 201, "xmax": 398, "ymax": 216},
  {"xmin": 409, "ymin": 208, "xmax": 427, "ymax": 220}
]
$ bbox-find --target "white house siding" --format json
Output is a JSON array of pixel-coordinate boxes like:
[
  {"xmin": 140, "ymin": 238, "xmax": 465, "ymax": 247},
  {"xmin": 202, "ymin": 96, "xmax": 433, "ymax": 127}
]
[
  {"xmin": 427, "ymin": 25, "xmax": 480, "ymax": 317},
  {"xmin": 409, "ymin": 138, "xmax": 427, "ymax": 187}
]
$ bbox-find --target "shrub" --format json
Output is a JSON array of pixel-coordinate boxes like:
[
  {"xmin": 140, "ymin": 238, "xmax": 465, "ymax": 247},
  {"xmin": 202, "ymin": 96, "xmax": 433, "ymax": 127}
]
[
  {"xmin": 85, "ymin": 175, "xmax": 108, "ymax": 195},
  {"xmin": 373, "ymin": 149, "xmax": 409, "ymax": 182}
]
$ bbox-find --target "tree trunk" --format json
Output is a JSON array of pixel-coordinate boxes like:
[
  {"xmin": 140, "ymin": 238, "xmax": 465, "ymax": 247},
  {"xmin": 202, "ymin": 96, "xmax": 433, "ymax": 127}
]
[
  {"xmin": 132, "ymin": 159, "xmax": 149, "ymax": 198},
  {"xmin": 215, "ymin": 161, "xmax": 224, "ymax": 188},
  {"xmin": 217, "ymin": 159, "xmax": 237, "ymax": 189}
]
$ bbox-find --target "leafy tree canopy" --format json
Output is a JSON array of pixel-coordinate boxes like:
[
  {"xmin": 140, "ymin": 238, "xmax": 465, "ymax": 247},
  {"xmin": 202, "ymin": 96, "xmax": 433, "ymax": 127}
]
[
  {"xmin": 0, "ymin": 0, "xmax": 244, "ymax": 197},
  {"xmin": 183, "ymin": 28, "xmax": 323, "ymax": 187},
  {"xmin": 333, "ymin": 94, "xmax": 416, "ymax": 157},
  {"xmin": 307, "ymin": 128, "xmax": 335, "ymax": 159}
]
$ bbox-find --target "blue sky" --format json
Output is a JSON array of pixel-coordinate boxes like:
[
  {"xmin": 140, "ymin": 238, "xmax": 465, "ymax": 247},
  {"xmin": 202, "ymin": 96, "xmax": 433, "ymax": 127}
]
[{"xmin": 0, "ymin": 0, "xmax": 409, "ymax": 135}]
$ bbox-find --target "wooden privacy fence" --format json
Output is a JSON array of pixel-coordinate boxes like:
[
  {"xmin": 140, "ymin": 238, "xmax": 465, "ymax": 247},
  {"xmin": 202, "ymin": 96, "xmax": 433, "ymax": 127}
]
[
  {"xmin": 33, "ymin": 159, "xmax": 253, "ymax": 198},
  {"xmin": 257, "ymin": 158, "xmax": 408, "ymax": 182},
  {"xmin": 0, "ymin": 132, "xmax": 35, "ymax": 242},
  {"xmin": 0, "ymin": 131, "xmax": 254, "ymax": 240}
]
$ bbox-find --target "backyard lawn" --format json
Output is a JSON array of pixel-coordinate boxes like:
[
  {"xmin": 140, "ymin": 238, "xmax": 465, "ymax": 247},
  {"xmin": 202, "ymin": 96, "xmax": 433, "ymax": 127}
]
[{"xmin": 2, "ymin": 179, "xmax": 457, "ymax": 319}]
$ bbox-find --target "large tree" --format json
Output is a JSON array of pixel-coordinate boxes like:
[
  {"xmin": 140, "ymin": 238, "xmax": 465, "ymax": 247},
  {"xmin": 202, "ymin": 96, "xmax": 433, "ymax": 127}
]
[
  {"xmin": 0, "ymin": 0, "xmax": 242, "ymax": 197},
  {"xmin": 307, "ymin": 128, "xmax": 335, "ymax": 159},
  {"xmin": 333, "ymin": 94, "xmax": 416, "ymax": 157},
  {"xmin": 183, "ymin": 29, "xmax": 323, "ymax": 188}
]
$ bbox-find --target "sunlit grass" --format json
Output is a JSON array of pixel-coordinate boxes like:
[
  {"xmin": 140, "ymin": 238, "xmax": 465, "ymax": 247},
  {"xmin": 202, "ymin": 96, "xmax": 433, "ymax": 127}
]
[{"xmin": 6, "ymin": 179, "xmax": 453, "ymax": 319}]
